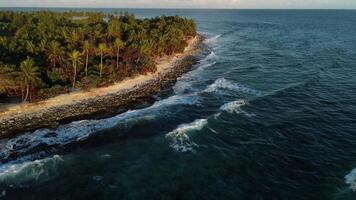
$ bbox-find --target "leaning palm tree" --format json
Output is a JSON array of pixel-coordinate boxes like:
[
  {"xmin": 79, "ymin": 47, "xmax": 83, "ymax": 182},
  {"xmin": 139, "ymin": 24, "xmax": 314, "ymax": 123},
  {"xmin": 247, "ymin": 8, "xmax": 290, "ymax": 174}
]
[
  {"xmin": 68, "ymin": 50, "xmax": 81, "ymax": 88},
  {"xmin": 114, "ymin": 38, "xmax": 125, "ymax": 70},
  {"xmin": 46, "ymin": 41, "xmax": 65, "ymax": 68},
  {"xmin": 96, "ymin": 43, "xmax": 107, "ymax": 78},
  {"xmin": 82, "ymin": 40, "xmax": 93, "ymax": 76},
  {"xmin": 19, "ymin": 57, "xmax": 40, "ymax": 102}
]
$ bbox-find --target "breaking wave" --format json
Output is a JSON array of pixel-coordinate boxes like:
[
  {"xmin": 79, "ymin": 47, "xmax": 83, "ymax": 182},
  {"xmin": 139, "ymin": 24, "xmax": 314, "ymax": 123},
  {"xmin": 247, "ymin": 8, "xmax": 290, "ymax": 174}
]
[
  {"xmin": 203, "ymin": 51, "xmax": 218, "ymax": 62},
  {"xmin": 345, "ymin": 168, "xmax": 356, "ymax": 192},
  {"xmin": 220, "ymin": 100, "xmax": 246, "ymax": 114},
  {"xmin": 204, "ymin": 34, "xmax": 222, "ymax": 45},
  {"xmin": 166, "ymin": 119, "xmax": 208, "ymax": 153},
  {"xmin": 0, "ymin": 155, "xmax": 63, "ymax": 185},
  {"xmin": 174, "ymin": 51, "xmax": 218, "ymax": 94},
  {"xmin": 205, "ymin": 78, "xmax": 264, "ymax": 96}
]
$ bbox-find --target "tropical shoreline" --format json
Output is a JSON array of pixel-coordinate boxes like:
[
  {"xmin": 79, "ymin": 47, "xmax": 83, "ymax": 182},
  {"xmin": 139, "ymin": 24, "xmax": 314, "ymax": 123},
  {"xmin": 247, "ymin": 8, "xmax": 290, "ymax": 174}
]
[{"xmin": 0, "ymin": 35, "xmax": 203, "ymax": 138}]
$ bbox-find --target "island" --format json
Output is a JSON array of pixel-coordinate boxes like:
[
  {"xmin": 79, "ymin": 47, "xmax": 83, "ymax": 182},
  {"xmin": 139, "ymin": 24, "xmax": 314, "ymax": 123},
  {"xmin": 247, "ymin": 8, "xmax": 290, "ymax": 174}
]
[{"xmin": 0, "ymin": 11, "xmax": 202, "ymax": 137}]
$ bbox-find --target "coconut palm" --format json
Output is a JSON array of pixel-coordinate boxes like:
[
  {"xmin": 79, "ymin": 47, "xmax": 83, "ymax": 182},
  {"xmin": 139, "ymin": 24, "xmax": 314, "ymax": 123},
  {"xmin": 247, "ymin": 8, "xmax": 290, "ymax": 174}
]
[
  {"xmin": 25, "ymin": 41, "xmax": 36, "ymax": 55},
  {"xmin": 114, "ymin": 38, "xmax": 125, "ymax": 70},
  {"xmin": 0, "ymin": 36, "xmax": 8, "ymax": 48},
  {"xmin": 107, "ymin": 18, "xmax": 121, "ymax": 42},
  {"xmin": 19, "ymin": 57, "xmax": 40, "ymax": 102},
  {"xmin": 96, "ymin": 43, "xmax": 107, "ymax": 78},
  {"xmin": 82, "ymin": 40, "xmax": 93, "ymax": 76},
  {"xmin": 68, "ymin": 50, "xmax": 81, "ymax": 88},
  {"xmin": 66, "ymin": 30, "xmax": 80, "ymax": 49},
  {"xmin": 46, "ymin": 41, "xmax": 65, "ymax": 68}
]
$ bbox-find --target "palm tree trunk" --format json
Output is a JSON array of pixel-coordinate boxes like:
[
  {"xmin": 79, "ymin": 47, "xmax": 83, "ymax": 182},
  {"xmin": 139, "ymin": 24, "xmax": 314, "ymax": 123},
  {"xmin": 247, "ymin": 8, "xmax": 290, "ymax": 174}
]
[
  {"xmin": 85, "ymin": 52, "xmax": 89, "ymax": 76},
  {"xmin": 24, "ymin": 84, "xmax": 29, "ymax": 102},
  {"xmin": 21, "ymin": 83, "xmax": 24, "ymax": 101},
  {"xmin": 73, "ymin": 61, "xmax": 76, "ymax": 88},
  {"xmin": 116, "ymin": 51, "xmax": 119, "ymax": 70},
  {"xmin": 100, "ymin": 54, "xmax": 103, "ymax": 78}
]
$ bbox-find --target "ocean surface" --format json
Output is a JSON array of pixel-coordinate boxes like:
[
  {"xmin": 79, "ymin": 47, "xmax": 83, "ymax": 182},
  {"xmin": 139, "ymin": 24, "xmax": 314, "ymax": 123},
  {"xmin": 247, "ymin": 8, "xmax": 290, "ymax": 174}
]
[{"xmin": 1, "ymin": 9, "xmax": 356, "ymax": 200}]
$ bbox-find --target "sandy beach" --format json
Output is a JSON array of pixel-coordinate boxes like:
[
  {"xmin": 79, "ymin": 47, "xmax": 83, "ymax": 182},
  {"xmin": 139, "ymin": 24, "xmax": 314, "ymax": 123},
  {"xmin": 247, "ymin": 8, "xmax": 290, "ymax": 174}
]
[{"xmin": 0, "ymin": 35, "xmax": 203, "ymax": 138}]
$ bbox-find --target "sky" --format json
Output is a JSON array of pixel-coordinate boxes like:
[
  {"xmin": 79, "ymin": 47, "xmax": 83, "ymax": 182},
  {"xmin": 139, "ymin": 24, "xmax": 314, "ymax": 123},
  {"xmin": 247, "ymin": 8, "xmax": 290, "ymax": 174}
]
[{"xmin": 0, "ymin": 0, "xmax": 356, "ymax": 9}]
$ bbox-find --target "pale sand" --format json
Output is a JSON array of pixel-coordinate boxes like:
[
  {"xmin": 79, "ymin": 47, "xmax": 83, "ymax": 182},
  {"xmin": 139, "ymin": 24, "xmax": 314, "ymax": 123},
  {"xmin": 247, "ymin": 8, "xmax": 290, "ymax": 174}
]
[{"xmin": 0, "ymin": 36, "xmax": 199, "ymax": 120}]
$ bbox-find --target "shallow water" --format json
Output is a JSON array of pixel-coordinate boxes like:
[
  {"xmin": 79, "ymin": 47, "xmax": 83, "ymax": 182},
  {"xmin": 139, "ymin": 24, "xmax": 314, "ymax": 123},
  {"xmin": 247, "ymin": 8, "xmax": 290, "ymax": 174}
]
[{"xmin": 1, "ymin": 9, "xmax": 356, "ymax": 200}]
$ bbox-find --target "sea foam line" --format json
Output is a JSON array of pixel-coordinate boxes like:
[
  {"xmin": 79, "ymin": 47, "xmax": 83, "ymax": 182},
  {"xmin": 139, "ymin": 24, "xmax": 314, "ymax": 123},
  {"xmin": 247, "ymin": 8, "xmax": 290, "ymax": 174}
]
[
  {"xmin": 165, "ymin": 119, "xmax": 208, "ymax": 153},
  {"xmin": 174, "ymin": 51, "xmax": 218, "ymax": 94},
  {"xmin": 0, "ymin": 93, "xmax": 200, "ymax": 163}
]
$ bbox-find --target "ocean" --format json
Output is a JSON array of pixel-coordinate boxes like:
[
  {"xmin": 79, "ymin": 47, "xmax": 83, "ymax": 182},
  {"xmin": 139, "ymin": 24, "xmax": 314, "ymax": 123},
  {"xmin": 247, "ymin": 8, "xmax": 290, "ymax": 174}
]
[{"xmin": 1, "ymin": 9, "xmax": 356, "ymax": 200}]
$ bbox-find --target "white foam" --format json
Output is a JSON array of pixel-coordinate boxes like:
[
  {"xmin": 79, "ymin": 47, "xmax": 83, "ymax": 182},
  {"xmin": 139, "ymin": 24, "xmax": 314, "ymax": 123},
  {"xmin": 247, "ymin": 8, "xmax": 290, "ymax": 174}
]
[
  {"xmin": 203, "ymin": 51, "xmax": 218, "ymax": 62},
  {"xmin": 0, "ymin": 93, "xmax": 199, "ymax": 162},
  {"xmin": 0, "ymin": 155, "xmax": 63, "ymax": 185},
  {"xmin": 205, "ymin": 78, "xmax": 264, "ymax": 96},
  {"xmin": 220, "ymin": 100, "xmax": 246, "ymax": 114},
  {"xmin": 345, "ymin": 168, "xmax": 356, "ymax": 192},
  {"xmin": 204, "ymin": 34, "xmax": 222, "ymax": 45},
  {"xmin": 173, "ymin": 53, "xmax": 217, "ymax": 95},
  {"xmin": 166, "ymin": 119, "xmax": 208, "ymax": 152}
]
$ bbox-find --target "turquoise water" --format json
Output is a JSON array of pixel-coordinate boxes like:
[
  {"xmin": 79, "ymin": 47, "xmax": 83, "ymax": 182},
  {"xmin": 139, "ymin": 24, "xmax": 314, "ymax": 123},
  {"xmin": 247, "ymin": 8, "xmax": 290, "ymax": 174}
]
[{"xmin": 1, "ymin": 9, "xmax": 356, "ymax": 199}]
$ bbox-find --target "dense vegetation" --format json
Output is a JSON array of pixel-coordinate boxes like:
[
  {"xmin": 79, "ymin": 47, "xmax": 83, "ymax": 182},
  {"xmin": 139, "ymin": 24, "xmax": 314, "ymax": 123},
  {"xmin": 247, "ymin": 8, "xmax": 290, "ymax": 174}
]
[{"xmin": 0, "ymin": 11, "xmax": 196, "ymax": 102}]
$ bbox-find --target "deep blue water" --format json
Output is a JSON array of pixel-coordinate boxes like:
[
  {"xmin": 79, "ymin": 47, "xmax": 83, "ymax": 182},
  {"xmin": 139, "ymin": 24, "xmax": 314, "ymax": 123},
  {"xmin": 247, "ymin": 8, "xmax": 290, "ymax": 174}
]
[{"xmin": 1, "ymin": 9, "xmax": 356, "ymax": 200}]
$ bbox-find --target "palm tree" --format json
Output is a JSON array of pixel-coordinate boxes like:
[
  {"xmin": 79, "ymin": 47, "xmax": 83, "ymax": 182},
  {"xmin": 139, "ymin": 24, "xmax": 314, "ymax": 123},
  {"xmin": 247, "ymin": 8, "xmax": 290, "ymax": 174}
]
[
  {"xmin": 96, "ymin": 43, "xmax": 107, "ymax": 78},
  {"xmin": 68, "ymin": 50, "xmax": 81, "ymax": 88},
  {"xmin": 25, "ymin": 41, "xmax": 36, "ymax": 55},
  {"xmin": 47, "ymin": 41, "xmax": 65, "ymax": 68},
  {"xmin": 107, "ymin": 44, "xmax": 115, "ymax": 60},
  {"xmin": 107, "ymin": 18, "xmax": 121, "ymax": 42},
  {"xmin": 114, "ymin": 38, "xmax": 125, "ymax": 70},
  {"xmin": 0, "ymin": 36, "xmax": 8, "ymax": 49},
  {"xmin": 66, "ymin": 30, "xmax": 79, "ymax": 49},
  {"xmin": 38, "ymin": 39, "xmax": 47, "ymax": 53},
  {"xmin": 19, "ymin": 57, "xmax": 40, "ymax": 102},
  {"xmin": 82, "ymin": 40, "xmax": 93, "ymax": 76}
]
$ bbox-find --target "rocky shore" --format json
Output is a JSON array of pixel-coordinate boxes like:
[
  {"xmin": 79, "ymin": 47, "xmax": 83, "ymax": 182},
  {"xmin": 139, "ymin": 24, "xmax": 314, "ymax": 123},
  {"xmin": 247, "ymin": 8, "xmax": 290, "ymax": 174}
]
[{"xmin": 0, "ymin": 35, "xmax": 204, "ymax": 138}]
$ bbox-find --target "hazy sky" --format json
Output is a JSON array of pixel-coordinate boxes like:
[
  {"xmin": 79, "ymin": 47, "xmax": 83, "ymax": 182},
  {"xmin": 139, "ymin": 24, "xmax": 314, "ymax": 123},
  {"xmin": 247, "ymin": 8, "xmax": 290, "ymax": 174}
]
[{"xmin": 1, "ymin": 0, "xmax": 356, "ymax": 9}]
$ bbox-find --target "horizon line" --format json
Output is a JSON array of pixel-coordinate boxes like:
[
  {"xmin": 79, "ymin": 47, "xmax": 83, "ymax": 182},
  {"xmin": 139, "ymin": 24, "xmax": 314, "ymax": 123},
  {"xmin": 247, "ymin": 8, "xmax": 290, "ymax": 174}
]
[{"xmin": 0, "ymin": 7, "xmax": 356, "ymax": 11}]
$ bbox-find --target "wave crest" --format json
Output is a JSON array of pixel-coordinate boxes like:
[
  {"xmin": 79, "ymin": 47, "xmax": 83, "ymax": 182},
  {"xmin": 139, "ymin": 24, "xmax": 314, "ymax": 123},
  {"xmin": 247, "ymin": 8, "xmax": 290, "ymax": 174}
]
[
  {"xmin": 345, "ymin": 168, "xmax": 356, "ymax": 192},
  {"xmin": 204, "ymin": 34, "xmax": 222, "ymax": 45},
  {"xmin": 173, "ymin": 51, "xmax": 217, "ymax": 94},
  {"xmin": 220, "ymin": 100, "xmax": 246, "ymax": 114},
  {"xmin": 0, "ymin": 155, "xmax": 63, "ymax": 185},
  {"xmin": 166, "ymin": 119, "xmax": 208, "ymax": 152},
  {"xmin": 205, "ymin": 78, "xmax": 264, "ymax": 96}
]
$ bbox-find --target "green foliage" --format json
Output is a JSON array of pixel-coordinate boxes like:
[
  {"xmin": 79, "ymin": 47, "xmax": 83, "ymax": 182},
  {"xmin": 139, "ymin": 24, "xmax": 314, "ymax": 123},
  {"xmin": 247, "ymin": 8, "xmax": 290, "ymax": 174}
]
[
  {"xmin": 0, "ymin": 11, "xmax": 197, "ymax": 101},
  {"xmin": 18, "ymin": 57, "xmax": 41, "ymax": 101}
]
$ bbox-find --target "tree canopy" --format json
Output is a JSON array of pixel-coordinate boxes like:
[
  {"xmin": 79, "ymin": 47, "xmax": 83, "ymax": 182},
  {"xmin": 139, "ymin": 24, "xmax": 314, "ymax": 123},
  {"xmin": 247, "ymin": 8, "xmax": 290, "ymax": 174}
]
[{"xmin": 0, "ymin": 11, "xmax": 197, "ymax": 101}]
